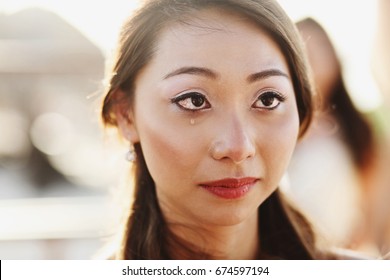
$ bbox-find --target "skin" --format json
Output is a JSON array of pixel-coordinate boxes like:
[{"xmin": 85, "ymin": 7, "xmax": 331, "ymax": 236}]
[{"xmin": 117, "ymin": 9, "xmax": 300, "ymax": 259}]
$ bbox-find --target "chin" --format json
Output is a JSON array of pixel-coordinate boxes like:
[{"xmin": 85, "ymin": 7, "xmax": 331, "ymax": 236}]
[{"xmin": 202, "ymin": 206, "xmax": 257, "ymax": 227}]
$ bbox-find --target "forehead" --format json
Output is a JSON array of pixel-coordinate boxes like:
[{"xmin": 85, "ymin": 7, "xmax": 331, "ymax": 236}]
[{"xmin": 150, "ymin": 8, "xmax": 289, "ymax": 73}]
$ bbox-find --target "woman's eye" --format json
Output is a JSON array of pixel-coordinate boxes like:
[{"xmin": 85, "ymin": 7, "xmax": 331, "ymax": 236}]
[
  {"xmin": 171, "ymin": 92, "xmax": 211, "ymax": 111},
  {"xmin": 252, "ymin": 91, "xmax": 286, "ymax": 110}
]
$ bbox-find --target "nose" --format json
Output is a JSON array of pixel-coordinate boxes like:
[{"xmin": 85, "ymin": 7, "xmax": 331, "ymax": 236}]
[{"xmin": 210, "ymin": 114, "xmax": 256, "ymax": 164}]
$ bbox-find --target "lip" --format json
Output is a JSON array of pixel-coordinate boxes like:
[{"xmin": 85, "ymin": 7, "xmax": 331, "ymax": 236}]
[{"xmin": 198, "ymin": 177, "xmax": 259, "ymax": 199}]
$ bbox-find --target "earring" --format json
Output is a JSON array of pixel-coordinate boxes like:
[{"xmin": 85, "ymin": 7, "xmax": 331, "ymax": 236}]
[{"xmin": 125, "ymin": 147, "xmax": 136, "ymax": 162}]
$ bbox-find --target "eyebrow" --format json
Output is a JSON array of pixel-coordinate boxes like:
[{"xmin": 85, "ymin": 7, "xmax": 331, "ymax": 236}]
[
  {"xmin": 163, "ymin": 66, "xmax": 218, "ymax": 80},
  {"xmin": 163, "ymin": 66, "xmax": 289, "ymax": 82},
  {"xmin": 247, "ymin": 69, "xmax": 289, "ymax": 83}
]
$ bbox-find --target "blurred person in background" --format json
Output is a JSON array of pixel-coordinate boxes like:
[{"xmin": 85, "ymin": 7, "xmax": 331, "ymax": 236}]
[
  {"xmin": 287, "ymin": 17, "xmax": 380, "ymax": 256},
  {"xmin": 371, "ymin": 0, "xmax": 390, "ymax": 256}
]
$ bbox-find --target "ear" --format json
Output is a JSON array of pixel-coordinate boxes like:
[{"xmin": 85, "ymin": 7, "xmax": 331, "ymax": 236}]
[{"xmin": 112, "ymin": 89, "xmax": 140, "ymax": 144}]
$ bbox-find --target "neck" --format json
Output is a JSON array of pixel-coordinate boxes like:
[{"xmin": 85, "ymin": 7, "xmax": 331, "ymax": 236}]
[{"xmin": 167, "ymin": 211, "xmax": 260, "ymax": 260}]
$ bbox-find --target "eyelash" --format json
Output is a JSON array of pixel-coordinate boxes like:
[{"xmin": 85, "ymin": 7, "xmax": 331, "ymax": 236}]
[
  {"xmin": 171, "ymin": 91, "xmax": 211, "ymax": 112},
  {"xmin": 253, "ymin": 90, "xmax": 286, "ymax": 110}
]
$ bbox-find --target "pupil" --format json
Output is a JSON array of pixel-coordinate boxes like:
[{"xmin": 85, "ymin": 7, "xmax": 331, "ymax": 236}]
[
  {"xmin": 191, "ymin": 96, "xmax": 204, "ymax": 107},
  {"xmin": 261, "ymin": 95, "xmax": 274, "ymax": 106}
]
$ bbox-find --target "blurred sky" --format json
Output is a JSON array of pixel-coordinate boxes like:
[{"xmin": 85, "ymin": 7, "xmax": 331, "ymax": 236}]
[{"xmin": 0, "ymin": 0, "xmax": 382, "ymax": 110}]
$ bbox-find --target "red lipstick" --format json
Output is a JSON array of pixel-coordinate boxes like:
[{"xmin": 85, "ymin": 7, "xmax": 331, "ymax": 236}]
[{"xmin": 199, "ymin": 177, "xmax": 258, "ymax": 199}]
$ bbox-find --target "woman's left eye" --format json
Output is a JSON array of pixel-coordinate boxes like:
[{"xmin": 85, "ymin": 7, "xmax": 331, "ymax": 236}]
[
  {"xmin": 252, "ymin": 90, "xmax": 286, "ymax": 110},
  {"xmin": 171, "ymin": 92, "xmax": 211, "ymax": 111}
]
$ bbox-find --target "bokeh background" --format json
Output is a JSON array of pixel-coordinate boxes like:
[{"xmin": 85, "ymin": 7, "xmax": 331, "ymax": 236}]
[{"xmin": 0, "ymin": 0, "xmax": 388, "ymax": 259}]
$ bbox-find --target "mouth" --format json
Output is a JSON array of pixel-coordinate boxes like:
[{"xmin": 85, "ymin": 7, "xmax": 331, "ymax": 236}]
[{"xmin": 198, "ymin": 177, "xmax": 259, "ymax": 199}]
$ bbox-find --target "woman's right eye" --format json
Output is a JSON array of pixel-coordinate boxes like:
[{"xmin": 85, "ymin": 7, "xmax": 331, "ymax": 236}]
[{"xmin": 171, "ymin": 92, "xmax": 211, "ymax": 111}]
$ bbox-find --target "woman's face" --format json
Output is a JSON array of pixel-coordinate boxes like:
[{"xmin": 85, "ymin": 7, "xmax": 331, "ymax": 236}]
[{"xmin": 123, "ymin": 9, "xmax": 300, "ymax": 228}]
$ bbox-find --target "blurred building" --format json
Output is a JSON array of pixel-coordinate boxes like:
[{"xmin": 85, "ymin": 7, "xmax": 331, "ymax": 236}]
[{"xmin": 0, "ymin": 8, "xmax": 122, "ymax": 259}]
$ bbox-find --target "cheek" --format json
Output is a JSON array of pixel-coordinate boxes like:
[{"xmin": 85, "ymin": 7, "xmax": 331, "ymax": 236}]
[
  {"xmin": 135, "ymin": 113, "xmax": 201, "ymax": 187},
  {"xmin": 260, "ymin": 111, "xmax": 299, "ymax": 185}
]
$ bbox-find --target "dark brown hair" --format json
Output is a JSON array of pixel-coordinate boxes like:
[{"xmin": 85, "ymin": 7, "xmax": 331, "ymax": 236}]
[{"xmin": 102, "ymin": 0, "xmax": 318, "ymax": 259}]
